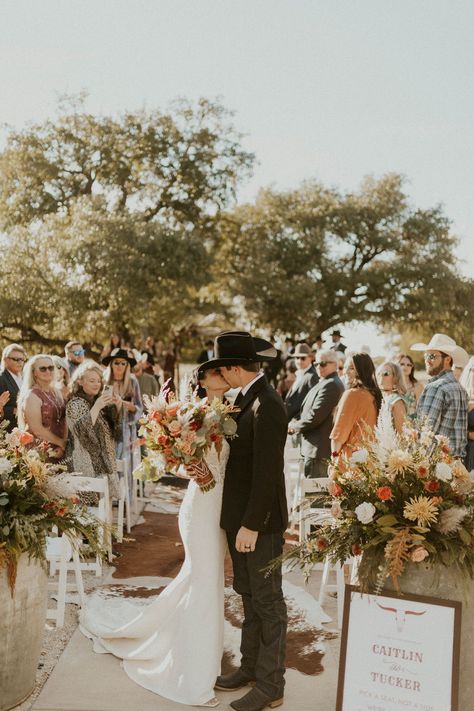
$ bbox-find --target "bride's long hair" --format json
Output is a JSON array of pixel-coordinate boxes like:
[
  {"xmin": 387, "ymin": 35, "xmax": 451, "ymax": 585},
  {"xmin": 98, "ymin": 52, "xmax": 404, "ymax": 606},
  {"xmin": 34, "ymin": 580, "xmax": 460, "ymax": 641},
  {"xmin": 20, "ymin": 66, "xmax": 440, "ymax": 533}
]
[{"xmin": 184, "ymin": 367, "xmax": 207, "ymax": 400}]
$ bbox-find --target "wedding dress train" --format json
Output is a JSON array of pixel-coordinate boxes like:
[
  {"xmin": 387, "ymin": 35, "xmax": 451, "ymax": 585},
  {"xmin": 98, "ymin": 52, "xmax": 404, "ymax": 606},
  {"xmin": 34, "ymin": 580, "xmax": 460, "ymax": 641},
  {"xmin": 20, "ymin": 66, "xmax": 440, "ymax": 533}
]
[{"xmin": 80, "ymin": 442, "xmax": 228, "ymax": 706}]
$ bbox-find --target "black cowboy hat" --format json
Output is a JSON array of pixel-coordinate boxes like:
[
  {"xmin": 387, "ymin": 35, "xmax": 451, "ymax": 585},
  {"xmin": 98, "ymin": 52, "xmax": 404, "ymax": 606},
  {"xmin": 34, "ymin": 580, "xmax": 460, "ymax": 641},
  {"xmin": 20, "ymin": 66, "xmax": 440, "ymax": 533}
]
[
  {"xmin": 101, "ymin": 348, "xmax": 137, "ymax": 368},
  {"xmin": 330, "ymin": 329, "xmax": 343, "ymax": 338},
  {"xmin": 199, "ymin": 331, "xmax": 277, "ymax": 371}
]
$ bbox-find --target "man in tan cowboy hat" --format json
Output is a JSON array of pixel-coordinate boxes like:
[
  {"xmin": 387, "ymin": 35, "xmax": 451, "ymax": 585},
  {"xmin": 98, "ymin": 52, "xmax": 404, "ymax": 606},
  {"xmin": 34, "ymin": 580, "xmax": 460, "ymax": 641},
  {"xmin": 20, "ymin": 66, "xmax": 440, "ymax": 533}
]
[
  {"xmin": 284, "ymin": 343, "xmax": 318, "ymax": 421},
  {"xmin": 411, "ymin": 333, "xmax": 468, "ymax": 458}
]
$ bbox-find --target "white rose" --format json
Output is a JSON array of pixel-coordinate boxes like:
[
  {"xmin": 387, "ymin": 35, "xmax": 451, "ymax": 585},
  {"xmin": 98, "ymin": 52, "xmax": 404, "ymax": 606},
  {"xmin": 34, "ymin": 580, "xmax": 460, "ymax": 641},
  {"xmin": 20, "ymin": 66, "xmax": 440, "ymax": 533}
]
[
  {"xmin": 350, "ymin": 448, "xmax": 368, "ymax": 465},
  {"xmin": 355, "ymin": 502, "xmax": 376, "ymax": 524},
  {"xmin": 435, "ymin": 462, "xmax": 452, "ymax": 482},
  {"xmin": 0, "ymin": 457, "xmax": 13, "ymax": 475}
]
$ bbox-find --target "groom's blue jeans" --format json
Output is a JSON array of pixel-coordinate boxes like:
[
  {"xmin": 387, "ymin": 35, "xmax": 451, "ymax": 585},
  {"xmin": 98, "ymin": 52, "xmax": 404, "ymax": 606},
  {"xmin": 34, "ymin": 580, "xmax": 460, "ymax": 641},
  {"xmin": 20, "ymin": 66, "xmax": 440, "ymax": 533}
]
[{"xmin": 226, "ymin": 531, "xmax": 287, "ymax": 698}]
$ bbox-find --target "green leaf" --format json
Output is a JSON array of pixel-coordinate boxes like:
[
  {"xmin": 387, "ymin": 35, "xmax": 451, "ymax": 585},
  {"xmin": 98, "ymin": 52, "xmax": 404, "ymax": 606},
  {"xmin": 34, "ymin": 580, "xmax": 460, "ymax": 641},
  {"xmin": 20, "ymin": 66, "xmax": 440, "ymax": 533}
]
[
  {"xmin": 459, "ymin": 528, "xmax": 471, "ymax": 545},
  {"xmin": 376, "ymin": 514, "xmax": 398, "ymax": 527}
]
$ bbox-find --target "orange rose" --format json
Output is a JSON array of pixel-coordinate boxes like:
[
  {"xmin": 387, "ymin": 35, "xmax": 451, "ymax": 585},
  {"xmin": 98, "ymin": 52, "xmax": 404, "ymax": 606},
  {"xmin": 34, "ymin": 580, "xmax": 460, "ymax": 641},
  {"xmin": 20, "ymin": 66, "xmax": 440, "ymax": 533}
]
[
  {"xmin": 416, "ymin": 465, "xmax": 429, "ymax": 479},
  {"xmin": 351, "ymin": 543, "xmax": 362, "ymax": 556},
  {"xmin": 316, "ymin": 537, "xmax": 329, "ymax": 551},
  {"xmin": 424, "ymin": 480, "xmax": 440, "ymax": 493},
  {"xmin": 157, "ymin": 434, "xmax": 169, "ymax": 446},
  {"xmin": 376, "ymin": 486, "xmax": 393, "ymax": 501},
  {"xmin": 18, "ymin": 431, "xmax": 34, "ymax": 445}
]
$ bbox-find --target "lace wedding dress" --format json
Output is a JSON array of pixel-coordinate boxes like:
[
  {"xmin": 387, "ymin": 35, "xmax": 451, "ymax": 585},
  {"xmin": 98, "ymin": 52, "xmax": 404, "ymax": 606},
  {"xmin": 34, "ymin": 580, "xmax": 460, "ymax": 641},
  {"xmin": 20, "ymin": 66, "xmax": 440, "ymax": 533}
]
[{"xmin": 80, "ymin": 441, "xmax": 229, "ymax": 706}]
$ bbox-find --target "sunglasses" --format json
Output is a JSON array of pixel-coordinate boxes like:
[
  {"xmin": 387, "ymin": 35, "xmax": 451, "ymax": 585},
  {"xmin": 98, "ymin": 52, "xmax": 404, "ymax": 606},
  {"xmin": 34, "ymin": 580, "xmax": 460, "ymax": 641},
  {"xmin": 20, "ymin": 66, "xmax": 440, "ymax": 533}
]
[
  {"xmin": 7, "ymin": 356, "xmax": 26, "ymax": 363},
  {"xmin": 37, "ymin": 365, "xmax": 55, "ymax": 373},
  {"xmin": 424, "ymin": 353, "xmax": 445, "ymax": 361},
  {"xmin": 113, "ymin": 360, "xmax": 128, "ymax": 366},
  {"xmin": 381, "ymin": 370, "xmax": 392, "ymax": 376},
  {"xmin": 72, "ymin": 349, "xmax": 85, "ymax": 356},
  {"xmin": 315, "ymin": 361, "xmax": 330, "ymax": 367}
]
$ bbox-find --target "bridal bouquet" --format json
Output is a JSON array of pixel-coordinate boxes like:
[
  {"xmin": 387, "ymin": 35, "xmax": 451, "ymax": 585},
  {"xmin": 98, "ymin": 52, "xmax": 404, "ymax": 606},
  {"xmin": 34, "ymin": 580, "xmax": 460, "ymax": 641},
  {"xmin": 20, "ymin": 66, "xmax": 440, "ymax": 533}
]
[
  {"xmin": 133, "ymin": 386, "xmax": 238, "ymax": 492},
  {"xmin": 279, "ymin": 416, "xmax": 474, "ymax": 593}
]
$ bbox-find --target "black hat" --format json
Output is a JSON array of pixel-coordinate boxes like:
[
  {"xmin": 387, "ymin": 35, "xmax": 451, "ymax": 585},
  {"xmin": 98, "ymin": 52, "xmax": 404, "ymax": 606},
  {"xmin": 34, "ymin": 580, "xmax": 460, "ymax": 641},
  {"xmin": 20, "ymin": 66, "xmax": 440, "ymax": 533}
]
[
  {"xmin": 101, "ymin": 347, "xmax": 137, "ymax": 368},
  {"xmin": 330, "ymin": 329, "xmax": 343, "ymax": 338},
  {"xmin": 199, "ymin": 331, "xmax": 277, "ymax": 371}
]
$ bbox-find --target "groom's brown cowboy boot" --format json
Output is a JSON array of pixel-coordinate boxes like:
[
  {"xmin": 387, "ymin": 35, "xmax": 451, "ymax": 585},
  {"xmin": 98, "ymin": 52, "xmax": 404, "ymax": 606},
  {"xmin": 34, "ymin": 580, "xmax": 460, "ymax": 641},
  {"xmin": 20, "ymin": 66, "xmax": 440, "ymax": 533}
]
[
  {"xmin": 229, "ymin": 687, "xmax": 284, "ymax": 711},
  {"xmin": 214, "ymin": 669, "xmax": 256, "ymax": 691}
]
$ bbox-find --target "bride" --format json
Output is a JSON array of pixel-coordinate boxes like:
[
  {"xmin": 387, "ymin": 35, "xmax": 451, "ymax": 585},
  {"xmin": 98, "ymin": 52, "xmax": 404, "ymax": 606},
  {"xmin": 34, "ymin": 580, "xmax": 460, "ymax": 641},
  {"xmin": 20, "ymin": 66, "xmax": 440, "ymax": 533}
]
[{"xmin": 80, "ymin": 364, "xmax": 230, "ymax": 707}]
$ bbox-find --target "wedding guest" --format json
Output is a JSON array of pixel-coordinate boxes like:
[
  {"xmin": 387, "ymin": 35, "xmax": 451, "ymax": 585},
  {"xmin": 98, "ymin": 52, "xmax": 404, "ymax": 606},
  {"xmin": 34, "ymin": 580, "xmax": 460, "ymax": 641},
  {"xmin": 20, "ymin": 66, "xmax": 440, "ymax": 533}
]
[
  {"xmin": 102, "ymin": 348, "xmax": 143, "ymax": 481},
  {"xmin": 411, "ymin": 334, "xmax": 468, "ymax": 459},
  {"xmin": 460, "ymin": 357, "xmax": 474, "ymax": 472},
  {"xmin": 289, "ymin": 350, "xmax": 345, "ymax": 478},
  {"xmin": 196, "ymin": 340, "xmax": 214, "ymax": 364},
  {"xmin": 276, "ymin": 360, "xmax": 297, "ymax": 400},
  {"xmin": 100, "ymin": 334, "xmax": 121, "ymax": 360},
  {"xmin": 66, "ymin": 361, "xmax": 120, "ymax": 497},
  {"xmin": 329, "ymin": 329, "xmax": 347, "ymax": 354},
  {"xmin": 376, "ymin": 361, "xmax": 407, "ymax": 433},
  {"xmin": 18, "ymin": 355, "xmax": 67, "ymax": 460},
  {"xmin": 0, "ymin": 343, "xmax": 27, "ymax": 431},
  {"xmin": 132, "ymin": 350, "xmax": 159, "ymax": 399},
  {"xmin": 65, "ymin": 340, "xmax": 85, "ymax": 376},
  {"xmin": 162, "ymin": 342, "xmax": 177, "ymax": 390},
  {"xmin": 330, "ymin": 352, "xmax": 382, "ymax": 459},
  {"xmin": 394, "ymin": 353, "xmax": 424, "ymax": 420},
  {"xmin": 53, "ymin": 355, "xmax": 70, "ymax": 400},
  {"xmin": 285, "ymin": 343, "xmax": 318, "ymax": 421},
  {"xmin": 452, "ymin": 345, "xmax": 470, "ymax": 381}
]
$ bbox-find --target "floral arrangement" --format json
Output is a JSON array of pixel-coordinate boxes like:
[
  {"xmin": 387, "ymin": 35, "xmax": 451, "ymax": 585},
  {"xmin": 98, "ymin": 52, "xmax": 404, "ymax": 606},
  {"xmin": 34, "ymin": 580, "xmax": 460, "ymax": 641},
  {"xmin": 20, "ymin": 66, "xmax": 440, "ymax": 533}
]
[
  {"xmin": 281, "ymin": 416, "xmax": 474, "ymax": 593},
  {"xmin": 0, "ymin": 425, "xmax": 106, "ymax": 592},
  {"xmin": 134, "ymin": 386, "xmax": 237, "ymax": 492}
]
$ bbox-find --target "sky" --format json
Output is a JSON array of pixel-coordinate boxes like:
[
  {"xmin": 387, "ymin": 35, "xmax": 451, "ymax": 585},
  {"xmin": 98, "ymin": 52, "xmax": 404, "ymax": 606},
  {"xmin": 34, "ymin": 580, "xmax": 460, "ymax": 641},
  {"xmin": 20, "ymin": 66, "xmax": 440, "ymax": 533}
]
[{"xmin": 1, "ymin": 0, "xmax": 473, "ymax": 353}]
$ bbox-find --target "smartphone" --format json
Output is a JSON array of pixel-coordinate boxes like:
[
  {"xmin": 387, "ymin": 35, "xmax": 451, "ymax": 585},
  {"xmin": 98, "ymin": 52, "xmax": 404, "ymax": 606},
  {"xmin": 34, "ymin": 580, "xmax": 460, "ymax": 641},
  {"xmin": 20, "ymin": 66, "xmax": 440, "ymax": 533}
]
[{"xmin": 103, "ymin": 385, "xmax": 113, "ymax": 396}]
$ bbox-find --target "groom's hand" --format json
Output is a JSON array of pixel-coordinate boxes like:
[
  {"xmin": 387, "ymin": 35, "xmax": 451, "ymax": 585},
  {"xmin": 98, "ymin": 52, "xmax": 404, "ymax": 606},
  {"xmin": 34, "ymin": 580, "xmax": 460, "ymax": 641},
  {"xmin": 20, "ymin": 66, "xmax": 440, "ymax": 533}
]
[{"xmin": 235, "ymin": 526, "xmax": 258, "ymax": 553}]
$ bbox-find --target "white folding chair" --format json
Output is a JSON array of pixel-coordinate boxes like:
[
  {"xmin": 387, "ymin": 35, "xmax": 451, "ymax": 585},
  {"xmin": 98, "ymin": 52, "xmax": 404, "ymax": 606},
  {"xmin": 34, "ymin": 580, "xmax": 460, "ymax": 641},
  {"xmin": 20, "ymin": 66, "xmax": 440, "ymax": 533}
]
[
  {"xmin": 62, "ymin": 474, "xmax": 112, "ymax": 574},
  {"xmin": 46, "ymin": 533, "xmax": 85, "ymax": 628},
  {"xmin": 284, "ymin": 443, "xmax": 304, "ymax": 531},
  {"xmin": 132, "ymin": 445, "xmax": 143, "ymax": 513},
  {"xmin": 318, "ymin": 556, "xmax": 360, "ymax": 628},
  {"xmin": 116, "ymin": 458, "xmax": 132, "ymax": 536},
  {"xmin": 298, "ymin": 476, "xmax": 330, "ymax": 542}
]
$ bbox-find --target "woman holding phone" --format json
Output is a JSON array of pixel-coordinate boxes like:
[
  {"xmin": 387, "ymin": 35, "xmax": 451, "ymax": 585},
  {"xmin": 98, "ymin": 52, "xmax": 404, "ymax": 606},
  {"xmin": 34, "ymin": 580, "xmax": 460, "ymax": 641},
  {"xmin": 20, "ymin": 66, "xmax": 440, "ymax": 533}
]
[
  {"xmin": 101, "ymin": 348, "xmax": 143, "ymax": 485},
  {"xmin": 66, "ymin": 360, "xmax": 120, "ymax": 497}
]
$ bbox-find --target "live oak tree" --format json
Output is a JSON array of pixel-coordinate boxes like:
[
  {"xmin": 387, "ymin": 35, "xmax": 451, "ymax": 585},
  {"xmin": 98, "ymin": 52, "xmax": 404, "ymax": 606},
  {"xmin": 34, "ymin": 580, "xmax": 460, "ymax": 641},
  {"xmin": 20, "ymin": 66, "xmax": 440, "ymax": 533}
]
[
  {"xmin": 0, "ymin": 96, "xmax": 254, "ymax": 349},
  {"xmin": 215, "ymin": 174, "xmax": 474, "ymax": 347}
]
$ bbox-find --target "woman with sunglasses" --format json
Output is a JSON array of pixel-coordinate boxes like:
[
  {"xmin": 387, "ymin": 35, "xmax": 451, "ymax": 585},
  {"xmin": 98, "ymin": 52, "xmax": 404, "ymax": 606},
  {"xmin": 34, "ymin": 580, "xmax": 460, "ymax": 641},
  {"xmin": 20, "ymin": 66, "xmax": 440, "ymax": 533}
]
[
  {"xmin": 17, "ymin": 354, "xmax": 67, "ymax": 460},
  {"xmin": 102, "ymin": 348, "xmax": 143, "ymax": 485},
  {"xmin": 330, "ymin": 352, "xmax": 382, "ymax": 460},
  {"xmin": 394, "ymin": 353, "xmax": 424, "ymax": 420},
  {"xmin": 376, "ymin": 361, "xmax": 407, "ymax": 433}
]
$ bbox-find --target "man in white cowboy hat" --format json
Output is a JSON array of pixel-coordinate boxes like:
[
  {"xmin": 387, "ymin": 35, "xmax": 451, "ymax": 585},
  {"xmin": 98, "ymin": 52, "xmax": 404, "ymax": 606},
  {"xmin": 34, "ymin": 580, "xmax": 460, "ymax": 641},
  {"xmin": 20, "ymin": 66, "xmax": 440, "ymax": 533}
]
[
  {"xmin": 411, "ymin": 333, "xmax": 468, "ymax": 458},
  {"xmin": 452, "ymin": 345, "xmax": 470, "ymax": 381},
  {"xmin": 284, "ymin": 342, "xmax": 319, "ymax": 421}
]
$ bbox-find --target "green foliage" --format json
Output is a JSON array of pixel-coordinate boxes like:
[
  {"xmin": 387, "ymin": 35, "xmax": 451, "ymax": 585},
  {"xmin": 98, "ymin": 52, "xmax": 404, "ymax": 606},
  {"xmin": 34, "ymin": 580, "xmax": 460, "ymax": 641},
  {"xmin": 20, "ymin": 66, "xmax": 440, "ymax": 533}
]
[
  {"xmin": 215, "ymin": 174, "xmax": 474, "ymax": 340},
  {"xmin": 0, "ymin": 426, "xmax": 106, "ymax": 592},
  {"xmin": 0, "ymin": 96, "xmax": 254, "ymax": 348}
]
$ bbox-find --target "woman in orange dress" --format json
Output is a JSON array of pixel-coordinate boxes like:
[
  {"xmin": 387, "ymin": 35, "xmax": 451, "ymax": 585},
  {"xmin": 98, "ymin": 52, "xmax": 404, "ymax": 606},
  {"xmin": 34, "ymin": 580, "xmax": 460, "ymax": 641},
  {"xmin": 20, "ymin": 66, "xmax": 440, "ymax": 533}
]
[{"xmin": 330, "ymin": 352, "xmax": 382, "ymax": 460}]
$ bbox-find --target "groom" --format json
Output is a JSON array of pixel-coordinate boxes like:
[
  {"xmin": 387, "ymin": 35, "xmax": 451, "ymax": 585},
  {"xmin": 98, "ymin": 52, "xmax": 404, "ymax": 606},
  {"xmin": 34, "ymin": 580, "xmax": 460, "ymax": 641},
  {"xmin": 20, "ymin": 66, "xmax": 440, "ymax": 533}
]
[{"xmin": 208, "ymin": 332, "xmax": 288, "ymax": 711}]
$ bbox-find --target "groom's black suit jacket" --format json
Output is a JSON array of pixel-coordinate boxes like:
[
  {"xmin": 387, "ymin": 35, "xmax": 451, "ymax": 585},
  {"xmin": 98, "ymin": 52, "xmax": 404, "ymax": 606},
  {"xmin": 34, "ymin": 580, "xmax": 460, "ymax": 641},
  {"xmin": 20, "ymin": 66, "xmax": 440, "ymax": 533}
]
[{"xmin": 221, "ymin": 376, "xmax": 288, "ymax": 533}]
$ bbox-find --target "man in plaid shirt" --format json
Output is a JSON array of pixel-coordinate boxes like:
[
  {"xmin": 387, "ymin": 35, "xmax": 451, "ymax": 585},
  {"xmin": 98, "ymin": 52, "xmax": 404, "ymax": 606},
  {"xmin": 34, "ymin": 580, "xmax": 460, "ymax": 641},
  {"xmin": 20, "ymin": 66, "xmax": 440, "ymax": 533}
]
[{"xmin": 412, "ymin": 334, "xmax": 468, "ymax": 458}]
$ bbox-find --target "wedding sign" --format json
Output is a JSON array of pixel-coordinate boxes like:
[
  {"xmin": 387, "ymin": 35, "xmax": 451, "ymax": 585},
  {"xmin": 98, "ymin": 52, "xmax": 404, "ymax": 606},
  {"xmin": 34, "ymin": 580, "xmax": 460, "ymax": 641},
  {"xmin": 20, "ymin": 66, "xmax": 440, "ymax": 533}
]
[{"xmin": 336, "ymin": 585, "xmax": 461, "ymax": 711}]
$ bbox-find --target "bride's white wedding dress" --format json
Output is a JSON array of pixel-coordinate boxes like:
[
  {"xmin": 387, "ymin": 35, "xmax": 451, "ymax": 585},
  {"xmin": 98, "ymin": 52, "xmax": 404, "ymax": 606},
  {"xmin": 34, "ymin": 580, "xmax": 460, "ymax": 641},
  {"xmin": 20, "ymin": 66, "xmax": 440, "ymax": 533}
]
[{"xmin": 80, "ymin": 441, "xmax": 229, "ymax": 706}]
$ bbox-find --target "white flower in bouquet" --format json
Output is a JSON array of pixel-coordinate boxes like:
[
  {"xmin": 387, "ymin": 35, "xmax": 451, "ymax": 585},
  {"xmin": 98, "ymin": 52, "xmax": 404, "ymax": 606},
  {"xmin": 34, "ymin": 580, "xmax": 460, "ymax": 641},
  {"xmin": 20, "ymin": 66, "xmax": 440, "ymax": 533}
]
[
  {"xmin": 355, "ymin": 502, "xmax": 376, "ymax": 524},
  {"xmin": 435, "ymin": 462, "xmax": 452, "ymax": 482},
  {"xmin": 0, "ymin": 457, "xmax": 13, "ymax": 475},
  {"xmin": 350, "ymin": 448, "xmax": 368, "ymax": 465},
  {"xmin": 436, "ymin": 507, "xmax": 469, "ymax": 534},
  {"xmin": 44, "ymin": 474, "xmax": 78, "ymax": 499},
  {"xmin": 331, "ymin": 500, "xmax": 342, "ymax": 518}
]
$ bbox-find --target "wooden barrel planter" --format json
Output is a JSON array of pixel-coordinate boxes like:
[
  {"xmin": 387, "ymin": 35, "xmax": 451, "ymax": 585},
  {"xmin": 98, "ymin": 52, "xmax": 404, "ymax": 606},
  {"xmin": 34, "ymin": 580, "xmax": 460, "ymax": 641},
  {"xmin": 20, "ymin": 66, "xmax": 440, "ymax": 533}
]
[
  {"xmin": 384, "ymin": 563, "xmax": 474, "ymax": 711},
  {"xmin": 0, "ymin": 555, "xmax": 48, "ymax": 711}
]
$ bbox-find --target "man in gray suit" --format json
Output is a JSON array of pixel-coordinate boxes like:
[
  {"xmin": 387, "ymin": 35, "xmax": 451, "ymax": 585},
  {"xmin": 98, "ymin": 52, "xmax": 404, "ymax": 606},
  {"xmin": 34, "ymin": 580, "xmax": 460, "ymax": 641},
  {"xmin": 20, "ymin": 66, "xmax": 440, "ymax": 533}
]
[
  {"xmin": 284, "ymin": 343, "xmax": 318, "ymax": 421},
  {"xmin": 288, "ymin": 350, "xmax": 345, "ymax": 478}
]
